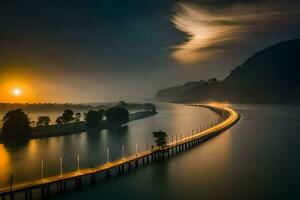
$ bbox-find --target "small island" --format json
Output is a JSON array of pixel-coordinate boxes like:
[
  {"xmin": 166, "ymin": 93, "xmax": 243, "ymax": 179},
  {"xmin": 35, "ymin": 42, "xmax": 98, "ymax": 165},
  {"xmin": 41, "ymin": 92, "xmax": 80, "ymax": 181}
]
[{"xmin": 0, "ymin": 101, "xmax": 157, "ymax": 142}]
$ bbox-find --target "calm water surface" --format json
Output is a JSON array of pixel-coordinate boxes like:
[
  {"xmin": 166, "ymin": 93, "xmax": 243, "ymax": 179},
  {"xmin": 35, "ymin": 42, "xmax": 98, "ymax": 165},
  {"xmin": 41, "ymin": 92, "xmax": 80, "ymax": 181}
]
[
  {"xmin": 52, "ymin": 104, "xmax": 300, "ymax": 200},
  {"xmin": 0, "ymin": 103, "xmax": 219, "ymax": 188}
]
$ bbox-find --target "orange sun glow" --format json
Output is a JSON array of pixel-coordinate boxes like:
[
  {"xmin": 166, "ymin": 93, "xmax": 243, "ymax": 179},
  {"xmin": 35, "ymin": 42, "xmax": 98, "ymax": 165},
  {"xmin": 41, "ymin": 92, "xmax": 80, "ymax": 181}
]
[{"xmin": 13, "ymin": 88, "xmax": 22, "ymax": 96}]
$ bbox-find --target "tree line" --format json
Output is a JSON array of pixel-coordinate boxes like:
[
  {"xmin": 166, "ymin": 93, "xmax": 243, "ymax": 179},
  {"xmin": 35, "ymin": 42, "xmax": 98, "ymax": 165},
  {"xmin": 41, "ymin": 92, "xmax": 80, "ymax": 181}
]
[
  {"xmin": 0, "ymin": 104, "xmax": 167, "ymax": 148},
  {"xmin": 0, "ymin": 106, "xmax": 130, "ymax": 140}
]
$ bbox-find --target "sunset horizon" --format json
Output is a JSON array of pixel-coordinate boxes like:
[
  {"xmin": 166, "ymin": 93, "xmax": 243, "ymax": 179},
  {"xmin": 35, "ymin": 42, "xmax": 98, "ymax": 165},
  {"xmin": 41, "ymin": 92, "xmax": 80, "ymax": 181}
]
[{"xmin": 1, "ymin": 1, "xmax": 300, "ymax": 200}]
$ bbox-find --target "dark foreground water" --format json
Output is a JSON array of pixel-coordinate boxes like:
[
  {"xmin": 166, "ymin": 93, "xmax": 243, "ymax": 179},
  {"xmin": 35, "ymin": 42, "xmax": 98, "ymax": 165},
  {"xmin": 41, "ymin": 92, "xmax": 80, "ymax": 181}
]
[{"xmin": 52, "ymin": 104, "xmax": 300, "ymax": 200}]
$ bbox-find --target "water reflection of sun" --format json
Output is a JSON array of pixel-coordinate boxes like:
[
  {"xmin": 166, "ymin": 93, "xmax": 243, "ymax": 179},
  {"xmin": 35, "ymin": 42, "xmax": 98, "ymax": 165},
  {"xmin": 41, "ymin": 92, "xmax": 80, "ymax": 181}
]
[{"xmin": 0, "ymin": 144, "xmax": 11, "ymax": 182}]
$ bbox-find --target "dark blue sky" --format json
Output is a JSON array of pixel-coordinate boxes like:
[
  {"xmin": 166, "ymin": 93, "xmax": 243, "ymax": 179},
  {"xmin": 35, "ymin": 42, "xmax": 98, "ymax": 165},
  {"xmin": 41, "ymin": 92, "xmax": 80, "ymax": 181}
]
[{"xmin": 1, "ymin": 0, "xmax": 300, "ymax": 102}]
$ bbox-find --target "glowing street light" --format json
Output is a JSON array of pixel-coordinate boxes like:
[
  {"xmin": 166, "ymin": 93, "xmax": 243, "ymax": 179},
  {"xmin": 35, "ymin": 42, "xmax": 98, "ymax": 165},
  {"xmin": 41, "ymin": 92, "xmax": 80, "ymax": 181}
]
[
  {"xmin": 122, "ymin": 145, "xmax": 125, "ymax": 160},
  {"xmin": 41, "ymin": 160, "xmax": 44, "ymax": 183},
  {"xmin": 107, "ymin": 147, "xmax": 110, "ymax": 164},
  {"xmin": 60, "ymin": 157, "xmax": 63, "ymax": 178},
  {"xmin": 77, "ymin": 155, "xmax": 80, "ymax": 173}
]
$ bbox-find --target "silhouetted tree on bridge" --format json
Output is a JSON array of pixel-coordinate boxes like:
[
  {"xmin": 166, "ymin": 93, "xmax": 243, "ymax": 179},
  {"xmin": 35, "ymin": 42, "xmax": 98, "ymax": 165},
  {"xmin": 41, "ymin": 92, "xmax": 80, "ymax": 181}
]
[{"xmin": 152, "ymin": 131, "xmax": 168, "ymax": 148}]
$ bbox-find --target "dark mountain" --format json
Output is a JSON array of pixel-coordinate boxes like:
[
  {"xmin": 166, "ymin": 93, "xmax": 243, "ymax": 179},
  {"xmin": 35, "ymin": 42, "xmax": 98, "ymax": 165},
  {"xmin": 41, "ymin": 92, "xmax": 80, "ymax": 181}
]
[
  {"xmin": 155, "ymin": 80, "xmax": 207, "ymax": 102},
  {"xmin": 155, "ymin": 39, "xmax": 300, "ymax": 104}
]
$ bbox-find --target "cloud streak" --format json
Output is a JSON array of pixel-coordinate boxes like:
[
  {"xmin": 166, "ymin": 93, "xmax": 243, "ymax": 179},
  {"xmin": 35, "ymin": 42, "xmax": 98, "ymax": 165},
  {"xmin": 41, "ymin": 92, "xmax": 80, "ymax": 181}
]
[{"xmin": 171, "ymin": 1, "xmax": 300, "ymax": 64}]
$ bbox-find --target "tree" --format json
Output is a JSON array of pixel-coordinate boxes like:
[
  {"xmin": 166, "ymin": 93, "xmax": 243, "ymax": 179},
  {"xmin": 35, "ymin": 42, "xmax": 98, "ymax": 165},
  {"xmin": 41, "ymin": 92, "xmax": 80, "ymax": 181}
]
[
  {"xmin": 83, "ymin": 112, "xmax": 87, "ymax": 120},
  {"xmin": 75, "ymin": 112, "xmax": 81, "ymax": 122},
  {"xmin": 85, "ymin": 110, "xmax": 105, "ymax": 128},
  {"xmin": 1, "ymin": 109, "xmax": 31, "ymax": 140},
  {"xmin": 105, "ymin": 107, "xmax": 129, "ymax": 126},
  {"xmin": 118, "ymin": 100, "xmax": 126, "ymax": 108},
  {"xmin": 152, "ymin": 131, "xmax": 168, "ymax": 148},
  {"xmin": 37, "ymin": 116, "xmax": 51, "ymax": 127},
  {"xmin": 62, "ymin": 109, "xmax": 74, "ymax": 123},
  {"xmin": 98, "ymin": 109, "xmax": 105, "ymax": 119},
  {"xmin": 56, "ymin": 116, "xmax": 64, "ymax": 125},
  {"xmin": 31, "ymin": 121, "xmax": 36, "ymax": 127},
  {"xmin": 56, "ymin": 109, "xmax": 74, "ymax": 124}
]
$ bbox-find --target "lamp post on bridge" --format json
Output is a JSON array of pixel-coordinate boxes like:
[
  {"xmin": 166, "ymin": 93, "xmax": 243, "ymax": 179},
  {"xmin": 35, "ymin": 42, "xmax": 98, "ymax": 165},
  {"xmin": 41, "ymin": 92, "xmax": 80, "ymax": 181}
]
[
  {"xmin": 60, "ymin": 157, "xmax": 63, "ymax": 179},
  {"xmin": 10, "ymin": 174, "xmax": 14, "ymax": 199},
  {"xmin": 41, "ymin": 160, "xmax": 44, "ymax": 183},
  {"xmin": 146, "ymin": 142, "xmax": 148, "ymax": 152},
  {"xmin": 135, "ymin": 142, "xmax": 138, "ymax": 157},
  {"xmin": 107, "ymin": 147, "xmax": 110, "ymax": 164},
  {"xmin": 77, "ymin": 155, "xmax": 80, "ymax": 173},
  {"xmin": 122, "ymin": 145, "xmax": 125, "ymax": 160}
]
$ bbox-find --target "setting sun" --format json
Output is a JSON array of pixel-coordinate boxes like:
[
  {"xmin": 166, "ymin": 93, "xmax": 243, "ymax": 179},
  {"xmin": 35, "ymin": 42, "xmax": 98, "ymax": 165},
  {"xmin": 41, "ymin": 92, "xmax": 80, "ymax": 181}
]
[
  {"xmin": 0, "ymin": 79, "xmax": 36, "ymax": 103},
  {"xmin": 13, "ymin": 88, "xmax": 21, "ymax": 96}
]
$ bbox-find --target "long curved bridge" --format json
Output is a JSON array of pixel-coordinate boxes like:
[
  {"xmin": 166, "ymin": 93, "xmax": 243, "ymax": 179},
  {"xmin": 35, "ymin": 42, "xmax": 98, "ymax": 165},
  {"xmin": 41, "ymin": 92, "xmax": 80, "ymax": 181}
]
[{"xmin": 0, "ymin": 104, "xmax": 240, "ymax": 199}]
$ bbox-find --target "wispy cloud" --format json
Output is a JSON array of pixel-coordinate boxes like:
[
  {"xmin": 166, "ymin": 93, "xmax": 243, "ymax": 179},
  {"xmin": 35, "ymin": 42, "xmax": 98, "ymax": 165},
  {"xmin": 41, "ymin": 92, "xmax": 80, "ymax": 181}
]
[{"xmin": 171, "ymin": 2, "xmax": 300, "ymax": 64}]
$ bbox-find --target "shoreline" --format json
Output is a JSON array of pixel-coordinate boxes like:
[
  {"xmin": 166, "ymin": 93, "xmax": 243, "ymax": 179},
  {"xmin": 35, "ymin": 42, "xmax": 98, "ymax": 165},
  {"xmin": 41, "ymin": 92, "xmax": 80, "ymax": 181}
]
[
  {"xmin": 1, "ymin": 111, "xmax": 158, "ymax": 141},
  {"xmin": 31, "ymin": 111, "xmax": 157, "ymax": 139}
]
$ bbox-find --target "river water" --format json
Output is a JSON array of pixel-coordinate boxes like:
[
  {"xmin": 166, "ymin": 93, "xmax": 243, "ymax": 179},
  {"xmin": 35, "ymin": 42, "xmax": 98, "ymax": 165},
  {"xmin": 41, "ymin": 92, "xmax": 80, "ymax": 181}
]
[
  {"xmin": 0, "ymin": 103, "xmax": 219, "ymax": 188},
  {"xmin": 2, "ymin": 104, "xmax": 300, "ymax": 200},
  {"xmin": 53, "ymin": 104, "xmax": 300, "ymax": 200}
]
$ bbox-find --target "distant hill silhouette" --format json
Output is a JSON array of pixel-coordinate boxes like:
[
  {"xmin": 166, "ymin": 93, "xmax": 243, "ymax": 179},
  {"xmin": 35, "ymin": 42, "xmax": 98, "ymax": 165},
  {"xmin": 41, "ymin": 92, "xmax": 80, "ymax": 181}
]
[{"xmin": 155, "ymin": 39, "xmax": 300, "ymax": 104}]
